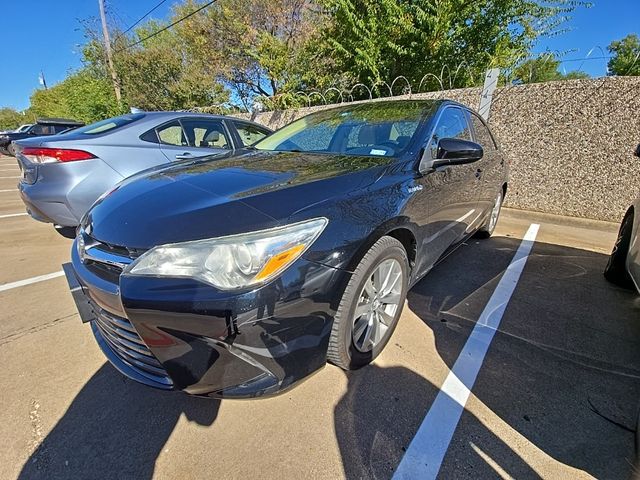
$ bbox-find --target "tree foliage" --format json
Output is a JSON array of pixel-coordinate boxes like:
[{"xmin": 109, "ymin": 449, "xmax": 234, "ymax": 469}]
[
  {"xmin": 4, "ymin": 0, "xmax": 600, "ymax": 118},
  {"xmin": 608, "ymin": 34, "xmax": 640, "ymax": 76},
  {"xmin": 318, "ymin": 0, "xmax": 591, "ymax": 92},
  {"xmin": 172, "ymin": 0, "xmax": 329, "ymax": 107},
  {"xmin": 0, "ymin": 108, "xmax": 26, "ymax": 130},
  {"xmin": 513, "ymin": 55, "xmax": 589, "ymax": 83},
  {"xmin": 29, "ymin": 69, "xmax": 120, "ymax": 123}
]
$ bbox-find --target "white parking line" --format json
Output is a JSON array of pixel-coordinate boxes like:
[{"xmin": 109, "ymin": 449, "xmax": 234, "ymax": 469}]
[
  {"xmin": 0, "ymin": 176, "xmax": 20, "ymax": 179},
  {"xmin": 0, "ymin": 213, "xmax": 27, "ymax": 219},
  {"xmin": 0, "ymin": 271, "xmax": 65, "ymax": 293},
  {"xmin": 393, "ymin": 223, "xmax": 540, "ymax": 480},
  {"xmin": 0, "ymin": 189, "xmax": 16, "ymax": 193}
]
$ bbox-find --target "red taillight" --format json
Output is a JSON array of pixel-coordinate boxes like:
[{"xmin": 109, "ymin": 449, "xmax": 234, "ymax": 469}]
[{"xmin": 21, "ymin": 147, "xmax": 96, "ymax": 164}]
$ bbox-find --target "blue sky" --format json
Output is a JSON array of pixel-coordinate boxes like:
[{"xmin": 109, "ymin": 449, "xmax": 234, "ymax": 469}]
[{"xmin": 0, "ymin": 0, "xmax": 638, "ymax": 111}]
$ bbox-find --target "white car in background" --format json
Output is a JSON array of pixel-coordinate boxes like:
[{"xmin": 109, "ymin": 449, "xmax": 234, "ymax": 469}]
[{"xmin": 604, "ymin": 143, "xmax": 640, "ymax": 293}]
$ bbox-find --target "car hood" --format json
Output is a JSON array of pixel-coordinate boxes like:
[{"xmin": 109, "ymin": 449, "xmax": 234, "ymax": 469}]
[{"xmin": 85, "ymin": 150, "xmax": 393, "ymax": 249}]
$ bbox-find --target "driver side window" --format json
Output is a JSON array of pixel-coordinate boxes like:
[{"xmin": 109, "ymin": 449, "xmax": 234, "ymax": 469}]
[{"xmin": 430, "ymin": 108, "xmax": 471, "ymax": 159}]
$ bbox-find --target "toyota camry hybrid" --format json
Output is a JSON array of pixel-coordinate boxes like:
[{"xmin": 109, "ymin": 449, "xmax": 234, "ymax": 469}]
[{"xmin": 64, "ymin": 99, "xmax": 508, "ymax": 398}]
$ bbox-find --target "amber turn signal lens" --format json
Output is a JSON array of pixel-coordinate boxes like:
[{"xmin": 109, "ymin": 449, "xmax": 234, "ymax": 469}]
[{"xmin": 255, "ymin": 244, "xmax": 306, "ymax": 281}]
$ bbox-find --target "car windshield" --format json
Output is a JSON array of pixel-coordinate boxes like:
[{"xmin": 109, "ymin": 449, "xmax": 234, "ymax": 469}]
[
  {"xmin": 254, "ymin": 101, "xmax": 435, "ymax": 157},
  {"xmin": 71, "ymin": 113, "xmax": 145, "ymax": 135}
]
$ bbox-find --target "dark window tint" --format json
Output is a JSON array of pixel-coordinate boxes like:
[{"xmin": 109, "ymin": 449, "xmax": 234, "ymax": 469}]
[
  {"xmin": 30, "ymin": 125, "xmax": 55, "ymax": 135},
  {"xmin": 156, "ymin": 121, "xmax": 187, "ymax": 146},
  {"xmin": 73, "ymin": 113, "xmax": 145, "ymax": 135},
  {"xmin": 53, "ymin": 125, "xmax": 71, "ymax": 134},
  {"xmin": 234, "ymin": 122, "xmax": 270, "ymax": 146},
  {"xmin": 140, "ymin": 129, "xmax": 159, "ymax": 143},
  {"xmin": 430, "ymin": 107, "xmax": 471, "ymax": 158},
  {"xmin": 181, "ymin": 119, "xmax": 230, "ymax": 149},
  {"xmin": 470, "ymin": 113, "xmax": 496, "ymax": 150}
]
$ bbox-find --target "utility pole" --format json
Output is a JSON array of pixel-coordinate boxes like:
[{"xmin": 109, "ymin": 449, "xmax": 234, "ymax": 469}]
[{"xmin": 98, "ymin": 0, "xmax": 122, "ymax": 104}]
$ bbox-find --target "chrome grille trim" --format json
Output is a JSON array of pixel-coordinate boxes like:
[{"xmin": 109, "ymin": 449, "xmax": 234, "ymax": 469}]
[{"xmin": 89, "ymin": 300, "xmax": 173, "ymax": 387}]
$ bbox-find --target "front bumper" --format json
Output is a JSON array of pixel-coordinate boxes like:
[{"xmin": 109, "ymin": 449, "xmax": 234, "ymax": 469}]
[{"xmin": 66, "ymin": 241, "xmax": 349, "ymax": 398}]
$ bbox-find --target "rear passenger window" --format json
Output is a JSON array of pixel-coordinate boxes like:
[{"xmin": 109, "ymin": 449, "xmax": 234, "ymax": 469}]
[
  {"xmin": 234, "ymin": 122, "xmax": 270, "ymax": 146},
  {"xmin": 181, "ymin": 119, "xmax": 230, "ymax": 149},
  {"xmin": 470, "ymin": 113, "xmax": 497, "ymax": 151},
  {"xmin": 157, "ymin": 121, "xmax": 187, "ymax": 146}
]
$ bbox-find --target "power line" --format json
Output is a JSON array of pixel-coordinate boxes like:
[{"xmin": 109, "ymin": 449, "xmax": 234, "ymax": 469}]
[
  {"xmin": 116, "ymin": 0, "xmax": 170, "ymax": 39},
  {"xmin": 114, "ymin": 0, "xmax": 217, "ymax": 53}
]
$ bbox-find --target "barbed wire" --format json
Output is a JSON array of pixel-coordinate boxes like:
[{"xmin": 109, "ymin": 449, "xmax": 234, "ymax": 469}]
[{"xmin": 184, "ymin": 48, "xmax": 638, "ymax": 120}]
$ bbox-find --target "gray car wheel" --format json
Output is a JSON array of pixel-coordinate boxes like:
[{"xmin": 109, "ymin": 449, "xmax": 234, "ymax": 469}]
[{"xmin": 327, "ymin": 236, "xmax": 409, "ymax": 370}]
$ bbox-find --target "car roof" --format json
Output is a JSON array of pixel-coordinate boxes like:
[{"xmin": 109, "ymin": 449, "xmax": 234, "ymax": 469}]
[
  {"xmin": 137, "ymin": 111, "xmax": 272, "ymax": 130},
  {"xmin": 36, "ymin": 117, "xmax": 84, "ymax": 126}
]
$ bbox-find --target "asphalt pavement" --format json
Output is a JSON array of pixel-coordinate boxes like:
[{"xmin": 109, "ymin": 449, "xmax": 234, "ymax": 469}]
[{"xmin": 0, "ymin": 154, "xmax": 639, "ymax": 480}]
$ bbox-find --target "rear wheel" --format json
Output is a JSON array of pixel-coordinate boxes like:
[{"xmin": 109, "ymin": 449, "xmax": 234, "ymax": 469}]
[
  {"xmin": 477, "ymin": 190, "xmax": 503, "ymax": 238},
  {"xmin": 6, "ymin": 143, "xmax": 16, "ymax": 157},
  {"xmin": 327, "ymin": 236, "xmax": 409, "ymax": 370},
  {"xmin": 604, "ymin": 211, "xmax": 635, "ymax": 289}
]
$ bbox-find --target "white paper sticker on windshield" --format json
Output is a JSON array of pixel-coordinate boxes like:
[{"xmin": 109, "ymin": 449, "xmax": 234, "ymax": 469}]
[{"xmin": 370, "ymin": 149, "xmax": 386, "ymax": 156}]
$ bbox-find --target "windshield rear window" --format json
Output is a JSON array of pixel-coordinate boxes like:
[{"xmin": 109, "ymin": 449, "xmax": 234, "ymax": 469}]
[
  {"xmin": 71, "ymin": 113, "xmax": 145, "ymax": 135},
  {"xmin": 254, "ymin": 102, "xmax": 435, "ymax": 157}
]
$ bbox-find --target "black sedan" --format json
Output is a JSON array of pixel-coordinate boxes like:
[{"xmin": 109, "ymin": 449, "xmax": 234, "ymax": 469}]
[
  {"xmin": 64, "ymin": 99, "xmax": 508, "ymax": 398},
  {"xmin": 0, "ymin": 118, "xmax": 84, "ymax": 155}
]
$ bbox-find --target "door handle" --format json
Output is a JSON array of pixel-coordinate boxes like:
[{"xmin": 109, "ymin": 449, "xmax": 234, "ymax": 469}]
[
  {"xmin": 175, "ymin": 152, "xmax": 193, "ymax": 160},
  {"xmin": 475, "ymin": 168, "xmax": 483, "ymax": 178}
]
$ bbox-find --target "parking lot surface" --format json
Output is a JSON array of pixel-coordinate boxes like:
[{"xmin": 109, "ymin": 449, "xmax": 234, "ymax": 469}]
[{"xmin": 1, "ymin": 154, "xmax": 639, "ymax": 479}]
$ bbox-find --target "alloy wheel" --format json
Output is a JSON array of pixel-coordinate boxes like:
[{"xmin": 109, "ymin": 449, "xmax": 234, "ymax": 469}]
[{"xmin": 351, "ymin": 258, "xmax": 404, "ymax": 352}]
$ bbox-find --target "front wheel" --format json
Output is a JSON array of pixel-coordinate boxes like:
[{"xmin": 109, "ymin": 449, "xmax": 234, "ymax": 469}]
[{"xmin": 327, "ymin": 236, "xmax": 409, "ymax": 370}]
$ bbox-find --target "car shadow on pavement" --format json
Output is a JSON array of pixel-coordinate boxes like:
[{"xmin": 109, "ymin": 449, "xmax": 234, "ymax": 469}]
[
  {"xmin": 18, "ymin": 364, "xmax": 219, "ymax": 480},
  {"xmin": 334, "ymin": 363, "xmax": 543, "ymax": 480},
  {"xmin": 404, "ymin": 235, "xmax": 640, "ymax": 479}
]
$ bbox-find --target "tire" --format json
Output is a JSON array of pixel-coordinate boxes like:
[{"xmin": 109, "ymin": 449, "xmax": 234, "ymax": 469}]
[
  {"xmin": 604, "ymin": 211, "xmax": 635, "ymax": 289},
  {"xmin": 327, "ymin": 236, "xmax": 409, "ymax": 370},
  {"xmin": 476, "ymin": 190, "xmax": 503, "ymax": 239},
  {"xmin": 6, "ymin": 143, "xmax": 16, "ymax": 157}
]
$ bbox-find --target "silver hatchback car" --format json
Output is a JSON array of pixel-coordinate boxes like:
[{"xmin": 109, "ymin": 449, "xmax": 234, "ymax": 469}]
[{"xmin": 15, "ymin": 112, "xmax": 271, "ymax": 234}]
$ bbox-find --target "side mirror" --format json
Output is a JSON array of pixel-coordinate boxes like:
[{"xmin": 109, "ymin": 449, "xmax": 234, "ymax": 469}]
[
  {"xmin": 420, "ymin": 138, "xmax": 484, "ymax": 171},
  {"xmin": 634, "ymin": 143, "xmax": 640, "ymax": 158}
]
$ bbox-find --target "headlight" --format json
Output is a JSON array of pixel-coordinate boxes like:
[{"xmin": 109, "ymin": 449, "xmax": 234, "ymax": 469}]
[{"xmin": 126, "ymin": 218, "xmax": 328, "ymax": 290}]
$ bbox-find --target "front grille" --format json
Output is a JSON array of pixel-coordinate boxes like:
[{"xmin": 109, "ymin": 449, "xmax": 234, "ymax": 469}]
[
  {"xmin": 90, "ymin": 300, "xmax": 173, "ymax": 388},
  {"xmin": 80, "ymin": 230, "xmax": 145, "ymax": 281}
]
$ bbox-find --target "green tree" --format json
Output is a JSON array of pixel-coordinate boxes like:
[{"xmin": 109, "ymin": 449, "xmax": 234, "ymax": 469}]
[
  {"xmin": 608, "ymin": 34, "xmax": 640, "ymax": 76},
  {"xmin": 318, "ymin": 0, "xmax": 590, "ymax": 93},
  {"xmin": 29, "ymin": 69, "xmax": 120, "ymax": 123},
  {"xmin": 172, "ymin": 0, "xmax": 329, "ymax": 107},
  {"xmin": 0, "ymin": 108, "xmax": 26, "ymax": 130},
  {"xmin": 82, "ymin": 18, "xmax": 230, "ymax": 111},
  {"xmin": 513, "ymin": 55, "xmax": 589, "ymax": 83}
]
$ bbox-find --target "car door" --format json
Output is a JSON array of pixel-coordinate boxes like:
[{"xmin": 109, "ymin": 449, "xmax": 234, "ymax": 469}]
[
  {"xmin": 157, "ymin": 117, "xmax": 234, "ymax": 161},
  {"xmin": 468, "ymin": 110, "xmax": 503, "ymax": 215},
  {"xmin": 411, "ymin": 106, "xmax": 482, "ymax": 277}
]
